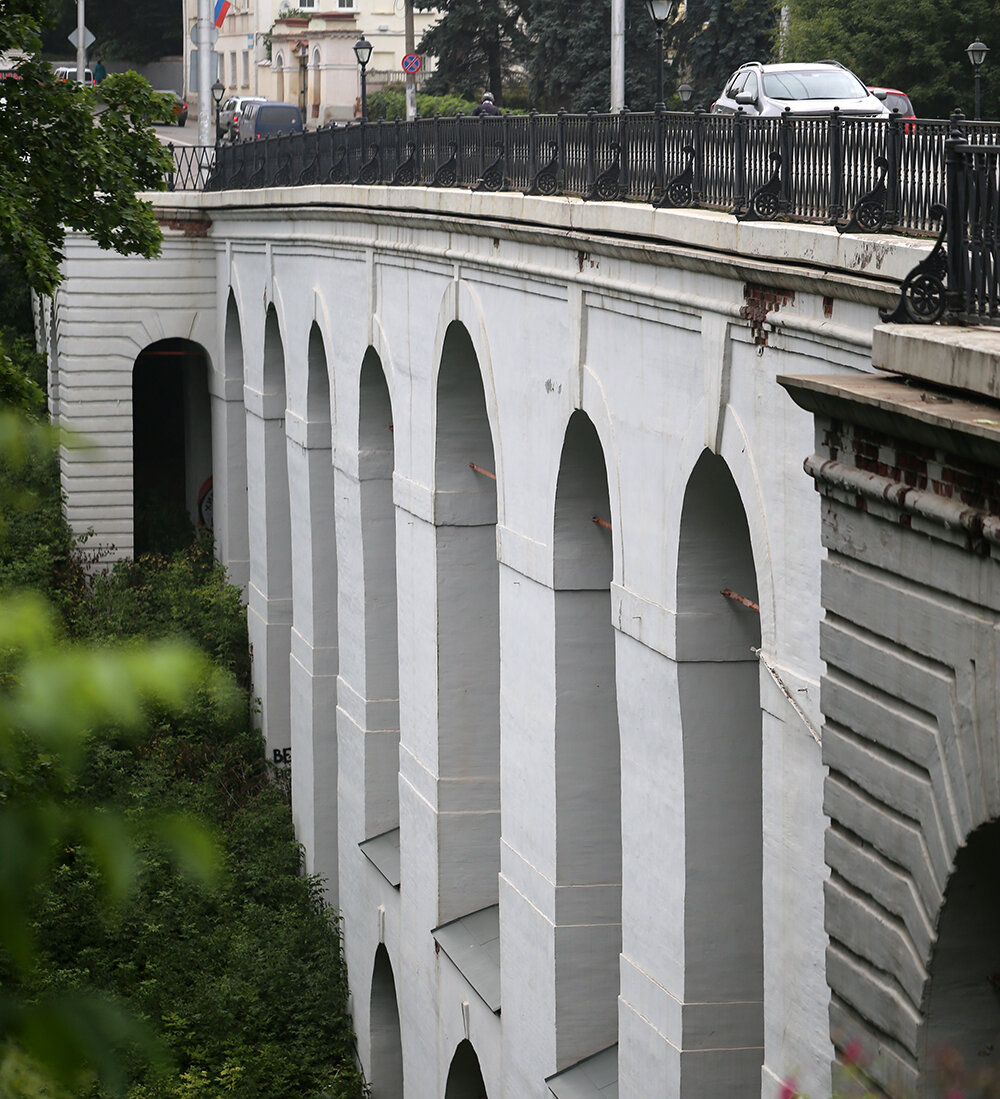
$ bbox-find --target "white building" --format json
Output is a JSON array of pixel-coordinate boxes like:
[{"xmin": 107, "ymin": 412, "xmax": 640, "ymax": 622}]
[{"xmin": 183, "ymin": 0, "xmax": 439, "ymax": 125}]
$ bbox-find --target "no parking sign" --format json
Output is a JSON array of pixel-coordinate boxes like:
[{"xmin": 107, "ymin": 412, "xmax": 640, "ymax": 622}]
[{"xmin": 401, "ymin": 53, "xmax": 422, "ymax": 75}]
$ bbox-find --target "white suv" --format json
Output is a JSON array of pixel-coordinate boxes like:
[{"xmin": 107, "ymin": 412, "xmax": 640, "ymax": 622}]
[
  {"xmin": 219, "ymin": 95, "xmax": 266, "ymax": 142},
  {"xmin": 711, "ymin": 62, "xmax": 890, "ymax": 118}
]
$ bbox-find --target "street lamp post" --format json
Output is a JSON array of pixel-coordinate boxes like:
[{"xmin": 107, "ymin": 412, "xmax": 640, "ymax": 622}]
[
  {"xmin": 353, "ymin": 35, "xmax": 373, "ymax": 122},
  {"xmin": 645, "ymin": 0, "xmax": 674, "ymax": 110},
  {"xmin": 678, "ymin": 83, "xmax": 693, "ymax": 109},
  {"xmin": 967, "ymin": 38, "xmax": 989, "ymax": 121},
  {"xmin": 211, "ymin": 78, "xmax": 225, "ymax": 153}
]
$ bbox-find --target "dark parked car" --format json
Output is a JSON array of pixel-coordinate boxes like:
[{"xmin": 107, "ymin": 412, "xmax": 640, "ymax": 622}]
[
  {"xmin": 711, "ymin": 62, "xmax": 890, "ymax": 118},
  {"xmin": 156, "ymin": 89, "xmax": 188, "ymax": 127},
  {"xmin": 238, "ymin": 101, "xmax": 303, "ymax": 141}
]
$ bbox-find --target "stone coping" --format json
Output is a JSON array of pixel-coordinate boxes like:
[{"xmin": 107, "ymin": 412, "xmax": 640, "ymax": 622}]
[
  {"xmin": 874, "ymin": 323, "xmax": 1000, "ymax": 402},
  {"xmin": 146, "ymin": 184, "xmax": 931, "ymax": 287}
]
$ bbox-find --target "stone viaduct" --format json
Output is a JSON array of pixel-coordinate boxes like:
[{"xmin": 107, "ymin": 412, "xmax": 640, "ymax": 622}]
[{"xmin": 43, "ymin": 182, "xmax": 1000, "ymax": 1099}]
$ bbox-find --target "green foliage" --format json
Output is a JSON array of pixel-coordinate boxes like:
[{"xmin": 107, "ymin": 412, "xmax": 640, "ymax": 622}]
[
  {"xmin": 365, "ymin": 87, "xmax": 479, "ymax": 119},
  {"xmin": 672, "ymin": 0, "xmax": 780, "ymax": 110},
  {"xmin": 0, "ymin": 0, "xmax": 172, "ymax": 296},
  {"xmin": 0, "ymin": 412, "xmax": 365, "ymax": 1097},
  {"xmin": 416, "ymin": 0, "xmax": 530, "ymax": 104},
  {"xmin": 528, "ymin": 0, "xmax": 664, "ymax": 111},
  {"xmin": 782, "ymin": 0, "xmax": 1000, "ymax": 119},
  {"xmin": 40, "ymin": 0, "xmax": 182, "ymax": 63}
]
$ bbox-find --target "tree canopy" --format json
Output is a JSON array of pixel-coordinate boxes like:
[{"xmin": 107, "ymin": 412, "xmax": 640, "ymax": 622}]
[
  {"xmin": 782, "ymin": 0, "xmax": 1000, "ymax": 119},
  {"xmin": 416, "ymin": 0, "xmax": 531, "ymax": 105},
  {"xmin": 40, "ymin": 0, "xmax": 182, "ymax": 64},
  {"xmin": 1, "ymin": 0, "xmax": 172, "ymax": 296}
]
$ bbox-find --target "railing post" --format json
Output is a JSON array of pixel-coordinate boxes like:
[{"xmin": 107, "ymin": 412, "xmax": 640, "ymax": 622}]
[
  {"xmin": 654, "ymin": 102, "xmax": 665, "ymax": 194},
  {"xmin": 654, "ymin": 101, "xmax": 668, "ymax": 195},
  {"xmin": 586, "ymin": 108, "xmax": 597, "ymax": 194},
  {"xmin": 167, "ymin": 142, "xmax": 176, "ymax": 191},
  {"xmin": 502, "ymin": 112, "xmax": 511, "ymax": 184},
  {"xmin": 884, "ymin": 109, "xmax": 902, "ymax": 228},
  {"xmin": 692, "ymin": 107, "xmax": 705, "ymax": 204},
  {"xmin": 434, "ymin": 112, "xmax": 441, "ymax": 175},
  {"xmin": 528, "ymin": 109, "xmax": 538, "ymax": 181},
  {"xmin": 945, "ymin": 115, "xmax": 968, "ymax": 321},
  {"xmin": 557, "ymin": 107, "xmax": 567, "ymax": 191},
  {"xmin": 620, "ymin": 107, "xmax": 631, "ymax": 197},
  {"xmin": 828, "ymin": 106, "xmax": 843, "ymax": 223},
  {"xmin": 779, "ymin": 106, "xmax": 792, "ymax": 213},
  {"xmin": 734, "ymin": 107, "xmax": 747, "ymax": 212}
]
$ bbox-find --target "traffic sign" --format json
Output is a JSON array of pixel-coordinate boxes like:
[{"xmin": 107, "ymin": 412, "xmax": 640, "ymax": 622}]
[
  {"xmin": 190, "ymin": 23, "xmax": 219, "ymax": 46},
  {"xmin": 68, "ymin": 26, "xmax": 96, "ymax": 49},
  {"xmin": 401, "ymin": 53, "xmax": 422, "ymax": 75}
]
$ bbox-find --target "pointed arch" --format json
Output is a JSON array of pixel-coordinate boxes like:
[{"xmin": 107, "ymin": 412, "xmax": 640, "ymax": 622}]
[
  {"xmin": 349, "ymin": 347, "xmax": 400, "ymax": 841},
  {"xmin": 444, "ymin": 1040, "xmax": 489, "ymax": 1099},
  {"xmin": 245, "ymin": 304, "xmax": 292, "ymax": 759},
  {"xmin": 430, "ymin": 320, "xmax": 501, "ymax": 924},
  {"xmin": 675, "ymin": 448, "xmax": 763, "ymax": 1092},
  {"xmin": 214, "ymin": 289, "xmax": 250, "ymax": 587},
  {"xmin": 551, "ymin": 409, "xmax": 621, "ymax": 1069},
  {"xmin": 369, "ymin": 945, "xmax": 403, "ymax": 1099}
]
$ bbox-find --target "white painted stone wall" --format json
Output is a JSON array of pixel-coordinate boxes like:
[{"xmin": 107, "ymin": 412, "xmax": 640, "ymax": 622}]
[{"xmin": 49, "ymin": 189, "xmax": 931, "ymax": 1099}]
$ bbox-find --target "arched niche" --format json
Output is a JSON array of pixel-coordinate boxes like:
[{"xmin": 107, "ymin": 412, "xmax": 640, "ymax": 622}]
[
  {"xmin": 216, "ymin": 290, "xmax": 249, "ymax": 585},
  {"xmin": 356, "ymin": 347, "xmax": 400, "ymax": 839},
  {"xmin": 676, "ymin": 449, "xmax": 763, "ymax": 1090},
  {"xmin": 132, "ymin": 337, "xmax": 212, "ymax": 555},
  {"xmin": 444, "ymin": 1039, "xmax": 489, "ymax": 1099},
  {"xmin": 244, "ymin": 305, "xmax": 292, "ymax": 758},
  {"xmin": 551, "ymin": 409, "xmax": 621, "ymax": 1067},
  {"xmin": 433, "ymin": 321, "xmax": 500, "ymax": 921},
  {"xmin": 921, "ymin": 820, "xmax": 1000, "ymax": 1090},
  {"xmin": 369, "ymin": 945, "xmax": 403, "ymax": 1099}
]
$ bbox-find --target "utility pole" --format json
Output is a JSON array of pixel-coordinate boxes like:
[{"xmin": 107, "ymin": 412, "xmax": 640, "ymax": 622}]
[
  {"xmin": 197, "ymin": 0, "xmax": 213, "ymax": 146},
  {"xmin": 76, "ymin": 0, "xmax": 86, "ymax": 82},
  {"xmin": 611, "ymin": 0, "xmax": 624, "ymax": 110},
  {"xmin": 405, "ymin": 0, "xmax": 416, "ymax": 121}
]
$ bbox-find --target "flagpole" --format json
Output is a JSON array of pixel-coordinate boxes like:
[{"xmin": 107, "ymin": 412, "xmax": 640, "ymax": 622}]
[{"xmin": 197, "ymin": 0, "xmax": 213, "ymax": 145}]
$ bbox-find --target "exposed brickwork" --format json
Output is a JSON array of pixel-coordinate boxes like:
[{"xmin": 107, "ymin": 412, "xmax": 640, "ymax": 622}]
[{"xmin": 740, "ymin": 283, "xmax": 794, "ymax": 352}]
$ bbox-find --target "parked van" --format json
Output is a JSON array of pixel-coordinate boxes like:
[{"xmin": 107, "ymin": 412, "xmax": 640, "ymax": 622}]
[
  {"xmin": 238, "ymin": 101, "xmax": 303, "ymax": 141},
  {"xmin": 54, "ymin": 65, "xmax": 94, "ymax": 85}
]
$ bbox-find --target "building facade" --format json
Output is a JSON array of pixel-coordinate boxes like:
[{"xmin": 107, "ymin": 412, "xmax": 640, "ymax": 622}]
[{"xmin": 182, "ymin": 0, "xmax": 439, "ymax": 124}]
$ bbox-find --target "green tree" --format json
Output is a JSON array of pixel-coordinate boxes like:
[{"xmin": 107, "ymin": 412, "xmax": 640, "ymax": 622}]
[
  {"xmin": 529, "ymin": 0, "xmax": 667, "ymax": 112},
  {"xmin": 40, "ymin": 0, "xmax": 182, "ymax": 64},
  {"xmin": 1, "ymin": 0, "xmax": 172, "ymax": 296},
  {"xmin": 672, "ymin": 0, "xmax": 780, "ymax": 110},
  {"xmin": 783, "ymin": 0, "xmax": 1000, "ymax": 119},
  {"xmin": 416, "ymin": 0, "xmax": 531, "ymax": 105}
]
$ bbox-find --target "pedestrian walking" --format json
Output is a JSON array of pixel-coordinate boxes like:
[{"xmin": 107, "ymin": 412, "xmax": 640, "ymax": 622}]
[{"xmin": 94, "ymin": 58, "xmax": 106, "ymax": 84}]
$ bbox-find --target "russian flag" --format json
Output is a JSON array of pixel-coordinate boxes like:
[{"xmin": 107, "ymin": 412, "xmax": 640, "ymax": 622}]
[{"xmin": 214, "ymin": 0, "xmax": 230, "ymax": 27}]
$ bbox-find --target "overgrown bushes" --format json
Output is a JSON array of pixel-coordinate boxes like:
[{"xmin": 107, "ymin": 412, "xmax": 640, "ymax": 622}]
[{"xmin": 0, "ymin": 448, "xmax": 366, "ymax": 1097}]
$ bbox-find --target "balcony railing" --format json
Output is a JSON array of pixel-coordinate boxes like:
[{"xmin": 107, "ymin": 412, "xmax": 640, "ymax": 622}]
[{"xmin": 165, "ymin": 108, "xmax": 1000, "ymax": 326}]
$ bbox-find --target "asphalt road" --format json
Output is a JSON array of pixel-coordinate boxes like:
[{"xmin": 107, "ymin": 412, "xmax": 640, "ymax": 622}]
[{"xmin": 154, "ymin": 121, "xmax": 201, "ymax": 147}]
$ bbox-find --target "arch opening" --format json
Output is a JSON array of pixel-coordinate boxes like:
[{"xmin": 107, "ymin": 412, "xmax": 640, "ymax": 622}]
[
  {"xmin": 676, "ymin": 449, "xmax": 763, "ymax": 1088},
  {"xmin": 217, "ymin": 290, "xmax": 249, "ymax": 585},
  {"xmin": 444, "ymin": 1039, "xmax": 489, "ymax": 1099},
  {"xmin": 369, "ymin": 945, "xmax": 403, "ymax": 1099},
  {"xmin": 551, "ymin": 410, "xmax": 621, "ymax": 1068},
  {"xmin": 433, "ymin": 321, "xmax": 500, "ymax": 921},
  {"xmin": 921, "ymin": 820, "xmax": 1000, "ymax": 1091},
  {"xmin": 132, "ymin": 337, "xmax": 212, "ymax": 555},
  {"xmin": 355, "ymin": 348, "xmax": 400, "ymax": 839}
]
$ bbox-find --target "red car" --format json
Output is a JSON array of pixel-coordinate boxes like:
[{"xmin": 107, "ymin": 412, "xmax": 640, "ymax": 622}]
[{"xmin": 868, "ymin": 86, "xmax": 916, "ymax": 125}]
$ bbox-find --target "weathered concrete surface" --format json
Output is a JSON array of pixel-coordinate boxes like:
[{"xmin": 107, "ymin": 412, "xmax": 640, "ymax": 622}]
[{"xmin": 782, "ymin": 334, "xmax": 1000, "ymax": 1098}]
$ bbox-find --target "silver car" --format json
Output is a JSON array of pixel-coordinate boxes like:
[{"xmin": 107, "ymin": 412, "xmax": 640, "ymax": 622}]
[
  {"xmin": 219, "ymin": 94, "xmax": 266, "ymax": 142},
  {"xmin": 711, "ymin": 62, "xmax": 890, "ymax": 118}
]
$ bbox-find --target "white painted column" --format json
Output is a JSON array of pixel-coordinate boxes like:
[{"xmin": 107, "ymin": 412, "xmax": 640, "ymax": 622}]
[{"xmin": 287, "ymin": 417, "xmax": 339, "ymax": 896}]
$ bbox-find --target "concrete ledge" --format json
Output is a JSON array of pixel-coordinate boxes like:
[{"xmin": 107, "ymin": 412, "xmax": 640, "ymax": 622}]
[{"xmin": 873, "ymin": 323, "xmax": 1000, "ymax": 400}]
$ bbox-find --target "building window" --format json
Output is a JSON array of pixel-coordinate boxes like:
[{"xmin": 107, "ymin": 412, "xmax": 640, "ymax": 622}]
[
  {"xmin": 217, "ymin": 52, "xmax": 224, "ymax": 81},
  {"xmin": 241, "ymin": 50, "xmax": 249, "ymax": 87},
  {"xmin": 337, "ymin": 0, "xmax": 354, "ymax": 8},
  {"xmin": 229, "ymin": 51, "xmax": 237, "ymax": 86}
]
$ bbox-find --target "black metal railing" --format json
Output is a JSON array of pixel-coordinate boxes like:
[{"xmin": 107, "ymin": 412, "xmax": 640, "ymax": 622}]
[{"xmin": 165, "ymin": 108, "xmax": 1000, "ymax": 325}]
